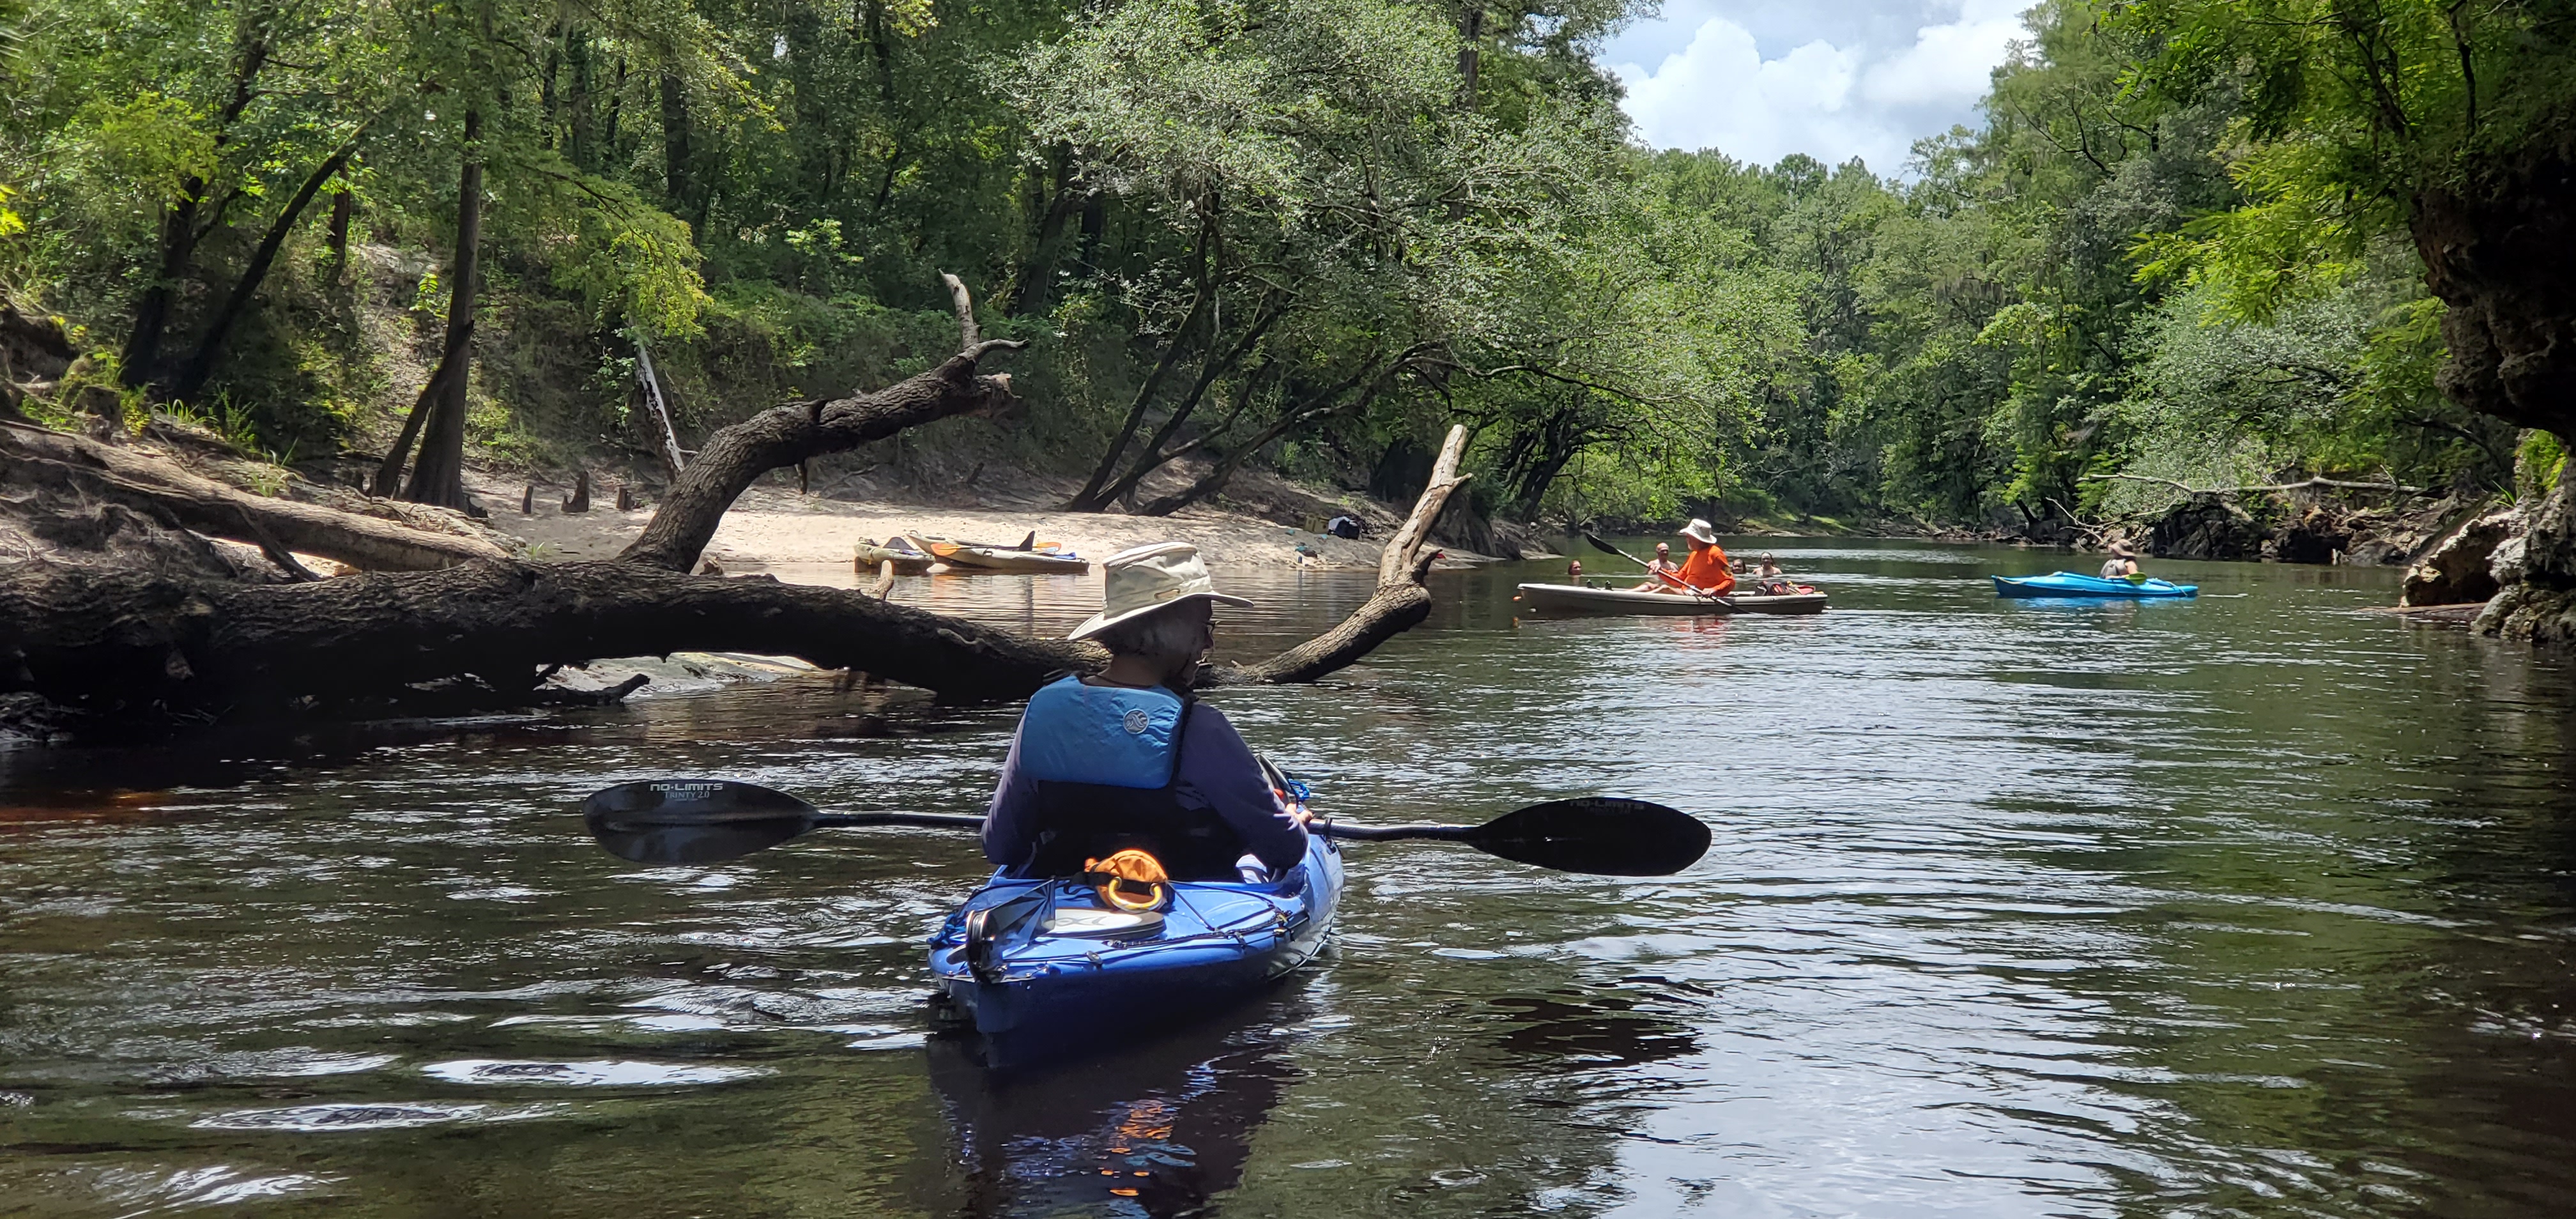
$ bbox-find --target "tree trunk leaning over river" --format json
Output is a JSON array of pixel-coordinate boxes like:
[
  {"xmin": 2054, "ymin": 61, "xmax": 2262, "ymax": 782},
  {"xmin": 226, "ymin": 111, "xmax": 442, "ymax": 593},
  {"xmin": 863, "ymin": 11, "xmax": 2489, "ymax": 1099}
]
[
  {"xmin": 620, "ymin": 276, "xmax": 1022, "ymax": 572},
  {"xmin": 0, "ymin": 560, "xmax": 1098, "ymax": 715},
  {"xmin": 1200, "ymin": 424, "xmax": 1467, "ymax": 686}
]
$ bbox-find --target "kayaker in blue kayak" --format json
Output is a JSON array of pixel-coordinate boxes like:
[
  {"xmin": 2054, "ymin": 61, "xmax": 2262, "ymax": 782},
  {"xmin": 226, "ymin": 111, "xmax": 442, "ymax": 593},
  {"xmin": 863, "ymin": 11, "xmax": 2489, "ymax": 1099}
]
[
  {"xmin": 981, "ymin": 542, "xmax": 1311, "ymax": 883},
  {"xmin": 2099, "ymin": 542, "xmax": 2142, "ymax": 581}
]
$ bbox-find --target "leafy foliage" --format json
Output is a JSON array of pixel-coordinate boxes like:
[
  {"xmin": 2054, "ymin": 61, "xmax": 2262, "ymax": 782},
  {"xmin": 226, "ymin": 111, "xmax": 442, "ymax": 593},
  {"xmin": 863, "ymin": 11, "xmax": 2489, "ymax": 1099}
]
[{"xmin": 0, "ymin": 0, "xmax": 2547, "ymax": 524}]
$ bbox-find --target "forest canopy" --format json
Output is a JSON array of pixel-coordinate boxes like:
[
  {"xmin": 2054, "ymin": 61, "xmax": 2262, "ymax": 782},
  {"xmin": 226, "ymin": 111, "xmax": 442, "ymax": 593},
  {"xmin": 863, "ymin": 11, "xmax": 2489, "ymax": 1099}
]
[{"xmin": 0, "ymin": 0, "xmax": 2563, "ymax": 531}]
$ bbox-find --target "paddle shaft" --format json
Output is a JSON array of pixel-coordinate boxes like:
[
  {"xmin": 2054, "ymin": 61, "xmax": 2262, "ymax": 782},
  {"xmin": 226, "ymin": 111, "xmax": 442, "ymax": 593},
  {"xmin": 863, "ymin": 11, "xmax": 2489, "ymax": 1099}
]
[
  {"xmin": 813, "ymin": 811, "xmax": 986, "ymax": 831},
  {"xmin": 1315, "ymin": 822, "xmax": 1471, "ymax": 843},
  {"xmin": 813, "ymin": 811, "xmax": 1476, "ymax": 843},
  {"xmin": 1583, "ymin": 532, "xmax": 1657, "ymax": 570},
  {"xmin": 583, "ymin": 780, "xmax": 1708, "ymax": 875}
]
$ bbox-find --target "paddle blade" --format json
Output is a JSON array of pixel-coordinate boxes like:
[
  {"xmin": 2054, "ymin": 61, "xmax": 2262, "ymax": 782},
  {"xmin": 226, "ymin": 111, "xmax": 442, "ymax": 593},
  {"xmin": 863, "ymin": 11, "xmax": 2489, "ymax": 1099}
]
[
  {"xmin": 1463, "ymin": 798, "xmax": 1710, "ymax": 876},
  {"xmin": 582, "ymin": 779, "xmax": 821, "ymax": 864},
  {"xmin": 1583, "ymin": 532, "xmax": 1630, "ymax": 559}
]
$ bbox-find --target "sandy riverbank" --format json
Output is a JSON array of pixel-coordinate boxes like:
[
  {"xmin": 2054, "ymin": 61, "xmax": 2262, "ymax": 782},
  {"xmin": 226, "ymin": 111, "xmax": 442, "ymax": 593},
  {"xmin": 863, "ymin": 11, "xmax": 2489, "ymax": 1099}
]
[{"xmin": 473, "ymin": 475, "xmax": 1509, "ymax": 574}]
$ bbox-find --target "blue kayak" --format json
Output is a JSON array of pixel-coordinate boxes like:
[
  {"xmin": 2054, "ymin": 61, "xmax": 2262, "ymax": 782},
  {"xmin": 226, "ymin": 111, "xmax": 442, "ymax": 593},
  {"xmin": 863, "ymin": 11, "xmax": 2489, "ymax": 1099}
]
[
  {"xmin": 928, "ymin": 832, "xmax": 1343, "ymax": 1052},
  {"xmin": 1993, "ymin": 571, "xmax": 2198, "ymax": 598}
]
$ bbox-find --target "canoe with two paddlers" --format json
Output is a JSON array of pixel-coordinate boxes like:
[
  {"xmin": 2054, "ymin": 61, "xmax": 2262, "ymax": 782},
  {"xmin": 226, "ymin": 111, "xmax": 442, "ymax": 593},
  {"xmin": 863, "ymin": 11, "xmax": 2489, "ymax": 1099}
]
[
  {"xmin": 906, "ymin": 533, "xmax": 1091, "ymax": 574},
  {"xmin": 1992, "ymin": 571, "xmax": 2197, "ymax": 598},
  {"xmin": 1514, "ymin": 581, "xmax": 1828, "ymax": 616}
]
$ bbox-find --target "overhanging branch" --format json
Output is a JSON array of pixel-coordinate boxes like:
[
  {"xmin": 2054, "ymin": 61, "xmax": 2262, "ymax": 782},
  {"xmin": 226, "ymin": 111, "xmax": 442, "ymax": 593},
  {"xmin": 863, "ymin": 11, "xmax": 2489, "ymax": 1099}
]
[{"xmin": 2083, "ymin": 472, "xmax": 2425, "ymax": 496}]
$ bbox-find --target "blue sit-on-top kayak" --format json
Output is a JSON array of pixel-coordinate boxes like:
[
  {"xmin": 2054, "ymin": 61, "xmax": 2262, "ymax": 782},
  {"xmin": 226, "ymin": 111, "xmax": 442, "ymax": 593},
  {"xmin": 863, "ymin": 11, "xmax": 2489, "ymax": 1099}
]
[
  {"xmin": 928, "ymin": 832, "xmax": 1344, "ymax": 1051},
  {"xmin": 1993, "ymin": 571, "xmax": 2198, "ymax": 598}
]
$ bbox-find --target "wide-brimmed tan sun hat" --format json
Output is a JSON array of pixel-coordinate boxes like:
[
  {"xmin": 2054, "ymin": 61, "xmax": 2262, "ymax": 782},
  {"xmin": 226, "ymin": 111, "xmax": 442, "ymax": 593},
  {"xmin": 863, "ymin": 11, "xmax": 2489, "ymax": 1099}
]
[
  {"xmin": 1680, "ymin": 519, "xmax": 1719, "ymax": 546},
  {"xmin": 1068, "ymin": 542, "xmax": 1253, "ymax": 641}
]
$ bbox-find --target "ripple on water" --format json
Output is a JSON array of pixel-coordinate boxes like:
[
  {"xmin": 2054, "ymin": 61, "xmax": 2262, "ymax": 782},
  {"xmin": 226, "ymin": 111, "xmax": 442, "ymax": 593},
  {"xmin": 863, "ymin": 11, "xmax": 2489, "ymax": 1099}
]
[
  {"xmin": 4, "ymin": 544, "xmax": 2575, "ymax": 1218},
  {"xmin": 185, "ymin": 1101, "xmax": 564, "ymax": 1131},
  {"xmin": 420, "ymin": 1058, "xmax": 768, "ymax": 1087},
  {"xmin": 84, "ymin": 1165, "xmax": 339, "ymax": 1211}
]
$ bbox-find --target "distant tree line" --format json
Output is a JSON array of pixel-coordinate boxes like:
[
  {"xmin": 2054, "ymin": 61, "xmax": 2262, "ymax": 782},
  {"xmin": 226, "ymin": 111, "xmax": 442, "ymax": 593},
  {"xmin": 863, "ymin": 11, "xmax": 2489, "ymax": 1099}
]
[{"xmin": 1, "ymin": 0, "xmax": 2565, "ymax": 533}]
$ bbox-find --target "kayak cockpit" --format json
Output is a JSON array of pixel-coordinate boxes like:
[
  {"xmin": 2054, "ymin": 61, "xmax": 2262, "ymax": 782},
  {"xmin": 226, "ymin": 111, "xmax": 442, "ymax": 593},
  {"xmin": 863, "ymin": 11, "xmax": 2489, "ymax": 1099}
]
[{"xmin": 927, "ymin": 835, "xmax": 1342, "ymax": 1057}]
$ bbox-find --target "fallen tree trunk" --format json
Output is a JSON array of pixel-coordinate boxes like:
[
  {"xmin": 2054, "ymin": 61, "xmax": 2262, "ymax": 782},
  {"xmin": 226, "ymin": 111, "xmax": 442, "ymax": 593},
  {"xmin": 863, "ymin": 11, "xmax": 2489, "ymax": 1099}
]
[
  {"xmin": 0, "ymin": 559, "xmax": 1096, "ymax": 713},
  {"xmin": 2082, "ymin": 472, "xmax": 2426, "ymax": 497},
  {"xmin": 1, "ymin": 419, "xmax": 509, "ymax": 571},
  {"xmin": 0, "ymin": 280, "xmax": 1464, "ymax": 726},
  {"xmin": 0, "ymin": 427, "xmax": 1473, "ymax": 712},
  {"xmin": 621, "ymin": 275, "xmax": 1024, "ymax": 572}
]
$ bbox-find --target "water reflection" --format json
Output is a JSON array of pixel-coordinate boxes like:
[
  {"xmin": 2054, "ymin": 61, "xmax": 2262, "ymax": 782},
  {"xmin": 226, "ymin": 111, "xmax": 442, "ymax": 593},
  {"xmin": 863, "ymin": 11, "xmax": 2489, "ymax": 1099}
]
[
  {"xmin": 3, "ymin": 539, "xmax": 2575, "ymax": 1216},
  {"xmin": 931, "ymin": 1002, "xmax": 1303, "ymax": 1218},
  {"xmin": 1483, "ymin": 983, "xmax": 1699, "ymax": 1068}
]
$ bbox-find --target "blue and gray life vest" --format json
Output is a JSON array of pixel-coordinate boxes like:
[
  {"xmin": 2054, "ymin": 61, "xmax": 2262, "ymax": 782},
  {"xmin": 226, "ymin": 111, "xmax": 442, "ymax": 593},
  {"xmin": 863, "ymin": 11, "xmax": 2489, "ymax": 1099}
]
[
  {"xmin": 1009, "ymin": 675, "xmax": 1246, "ymax": 880},
  {"xmin": 1015, "ymin": 675, "xmax": 1186, "ymax": 789}
]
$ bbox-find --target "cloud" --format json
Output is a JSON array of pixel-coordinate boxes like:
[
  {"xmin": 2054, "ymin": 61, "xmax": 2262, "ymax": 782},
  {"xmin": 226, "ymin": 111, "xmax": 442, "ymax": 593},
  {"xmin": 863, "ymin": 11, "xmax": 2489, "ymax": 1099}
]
[
  {"xmin": 1612, "ymin": 0, "xmax": 2030, "ymax": 176},
  {"xmin": 1863, "ymin": 0, "xmax": 2029, "ymax": 107}
]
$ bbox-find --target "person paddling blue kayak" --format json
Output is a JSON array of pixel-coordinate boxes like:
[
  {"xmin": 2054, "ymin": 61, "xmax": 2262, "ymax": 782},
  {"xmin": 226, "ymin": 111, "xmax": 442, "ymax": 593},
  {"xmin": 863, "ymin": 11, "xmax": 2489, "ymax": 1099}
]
[
  {"xmin": 1990, "ymin": 539, "xmax": 2196, "ymax": 597},
  {"xmin": 933, "ymin": 542, "xmax": 1338, "ymax": 1056},
  {"xmin": 575, "ymin": 540, "xmax": 1709, "ymax": 1061},
  {"xmin": 980, "ymin": 541, "xmax": 1311, "ymax": 882},
  {"xmin": 2098, "ymin": 540, "xmax": 2144, "ymax": 582}
]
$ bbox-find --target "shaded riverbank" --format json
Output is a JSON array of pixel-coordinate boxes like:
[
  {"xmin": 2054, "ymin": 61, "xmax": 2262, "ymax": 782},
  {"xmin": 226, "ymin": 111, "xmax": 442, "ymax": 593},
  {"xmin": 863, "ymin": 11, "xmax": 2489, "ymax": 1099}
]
[{"xmin": 3, "ymin": 540, "xmax": 2572, "ymax": 1216}]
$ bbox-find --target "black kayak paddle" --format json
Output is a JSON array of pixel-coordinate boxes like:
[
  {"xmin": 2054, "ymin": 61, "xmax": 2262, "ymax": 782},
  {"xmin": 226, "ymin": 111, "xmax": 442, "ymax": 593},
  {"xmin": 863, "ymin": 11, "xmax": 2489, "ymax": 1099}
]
[
  {"xmin": 1583, "ymin": 531, "xmax": 1655, "ymax": 569},
  {"xmin": 581, "ymin": 779, "xmax": 1710, "ymax": 877}
]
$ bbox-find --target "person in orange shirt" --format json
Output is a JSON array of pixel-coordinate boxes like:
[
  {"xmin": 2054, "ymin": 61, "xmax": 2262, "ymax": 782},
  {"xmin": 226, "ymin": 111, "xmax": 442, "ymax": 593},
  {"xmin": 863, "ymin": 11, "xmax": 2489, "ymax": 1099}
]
[{"xmin": 1659, "ymin": 519, "xmax": 1735, "ymax": 595}]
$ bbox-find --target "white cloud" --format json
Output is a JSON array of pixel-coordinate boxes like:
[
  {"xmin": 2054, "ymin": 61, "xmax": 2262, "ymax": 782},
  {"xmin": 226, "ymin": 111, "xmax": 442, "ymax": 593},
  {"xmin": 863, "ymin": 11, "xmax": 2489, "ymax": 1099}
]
[
  {"xmin": 1863, "ymin": 0, "xmax": 2027, "ymax": 107},
  {"xmin": 1612, "ymin": 0, "xmax": 2030, "ymax": 176}
]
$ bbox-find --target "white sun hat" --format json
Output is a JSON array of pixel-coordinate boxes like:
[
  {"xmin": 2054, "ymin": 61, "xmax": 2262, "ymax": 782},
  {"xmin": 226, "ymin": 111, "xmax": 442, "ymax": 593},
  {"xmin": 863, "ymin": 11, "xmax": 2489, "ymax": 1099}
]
[
  {"xmin": 1680, "ymin": 518, "xmax": 1720, "ymax": 545},
  {"xmin": 1069, "ymin": 542, "xmax": 1254, "ymax": 641}
]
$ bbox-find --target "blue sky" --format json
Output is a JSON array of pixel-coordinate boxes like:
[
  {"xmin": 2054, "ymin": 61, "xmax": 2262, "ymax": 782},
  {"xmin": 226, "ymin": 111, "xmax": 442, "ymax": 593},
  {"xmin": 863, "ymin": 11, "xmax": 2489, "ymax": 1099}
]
[{"xmin": 1604, "ymin": 0, "xmax": 2033, "ymax": 176}]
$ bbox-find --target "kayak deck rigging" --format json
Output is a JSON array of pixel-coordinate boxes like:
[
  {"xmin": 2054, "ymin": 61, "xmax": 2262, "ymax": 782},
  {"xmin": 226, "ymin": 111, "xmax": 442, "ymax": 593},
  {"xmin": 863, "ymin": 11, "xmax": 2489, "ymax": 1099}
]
[{"xmin": 928, "ymin": 834, "xmax": 1343, "ymax": 1059}]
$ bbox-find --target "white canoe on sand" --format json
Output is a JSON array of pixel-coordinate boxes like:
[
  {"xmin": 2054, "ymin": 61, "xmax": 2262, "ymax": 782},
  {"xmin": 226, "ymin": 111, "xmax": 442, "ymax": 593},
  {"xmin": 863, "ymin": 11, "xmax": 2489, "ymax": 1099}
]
[{"xmin": 1514, "ymin": 582, "xmax": 1828, "ymax": 616}]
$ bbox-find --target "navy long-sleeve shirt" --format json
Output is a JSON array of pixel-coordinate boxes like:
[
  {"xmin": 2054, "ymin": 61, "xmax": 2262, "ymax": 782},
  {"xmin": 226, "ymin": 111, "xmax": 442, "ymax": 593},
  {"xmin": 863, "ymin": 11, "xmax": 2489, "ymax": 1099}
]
[{"xmin": 982, "ymin": 693, "xmax": 1309, "ymax": 875}]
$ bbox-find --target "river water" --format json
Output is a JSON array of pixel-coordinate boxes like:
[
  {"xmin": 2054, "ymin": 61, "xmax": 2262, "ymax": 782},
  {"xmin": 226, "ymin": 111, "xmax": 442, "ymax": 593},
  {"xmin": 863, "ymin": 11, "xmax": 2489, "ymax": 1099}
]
[{"xmin": 3, "ymin": 540, "xmax": 2572, "ymax": 1217}]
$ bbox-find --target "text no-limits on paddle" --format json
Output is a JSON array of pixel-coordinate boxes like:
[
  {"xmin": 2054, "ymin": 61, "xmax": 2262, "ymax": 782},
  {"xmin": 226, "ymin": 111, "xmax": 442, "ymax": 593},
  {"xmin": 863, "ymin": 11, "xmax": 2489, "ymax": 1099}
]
[{"xmin": 581, "ymin": 779, "xmax": 1710, "ymax": 877}]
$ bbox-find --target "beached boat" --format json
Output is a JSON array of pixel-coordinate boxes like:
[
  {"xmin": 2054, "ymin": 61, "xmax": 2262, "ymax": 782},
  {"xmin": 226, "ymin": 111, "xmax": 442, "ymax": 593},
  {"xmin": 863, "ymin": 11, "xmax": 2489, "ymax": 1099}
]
[
  {"xmin": 853, "ymin": 537, "xmax": 935, "ymax": 575},
  {"xmin": 906, "ymin": 534, "xmax": 1091, "ymax": 574},
  {"xmin": 1992, "ymin": 572, "xmax": 2198, "ymax": 598},
  {"xmin": 1514, "ymin": 581, "xmax": 1829, "ymax": 616}
]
